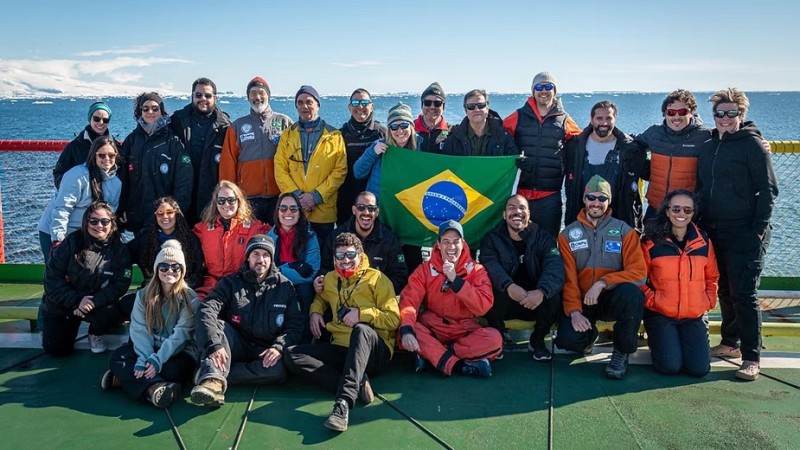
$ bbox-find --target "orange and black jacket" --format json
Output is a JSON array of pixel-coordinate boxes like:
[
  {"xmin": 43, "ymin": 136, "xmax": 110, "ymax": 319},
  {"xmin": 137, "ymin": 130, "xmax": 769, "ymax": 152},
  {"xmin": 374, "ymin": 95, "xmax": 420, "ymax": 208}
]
[{"xmin": 640, "ymin": 223, "xmax": 719, "ymax": 319}]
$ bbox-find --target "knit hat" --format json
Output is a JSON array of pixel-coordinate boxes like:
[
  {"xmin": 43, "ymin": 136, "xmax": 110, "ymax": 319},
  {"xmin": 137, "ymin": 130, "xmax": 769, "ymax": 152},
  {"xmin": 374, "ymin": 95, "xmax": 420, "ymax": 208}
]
[
  {"xmin": 584, "ymin": 175, "xmax": 612, "ymax": 200},
  {"xmin": 153, "ymin": 240, "xmax": 186, "ymax": 273},
  {"xmin": 246, "ymin": 76, "xmax": 270, "ymax": 97},
  {"xmin": 295, "ymin": 85, "xmax": 320, "ymax": 105},
  {"xmin": 386, "ymin": 102, "xmax": 414, "ymax": 125},
  {"xmin": 532, "ymin": 71, "xmax": 558, "ymax": 93},
  {"xmin": 245, "ymin": 234, "xmax": 275, "ymax": 259},
  {"xmin": 421, "ymin": 82, "xmax": 445, "ymax": 102},
  {"xmin": 438, "ymin": 220, "xmax": 464, "ymax": 239},
  {"xmin": 87, "ymin": 101, "xmax": 112, "ymax": 122},
  {"xmin": 136, "ymin": 92, "xmax": 166, "ymax": 118}
]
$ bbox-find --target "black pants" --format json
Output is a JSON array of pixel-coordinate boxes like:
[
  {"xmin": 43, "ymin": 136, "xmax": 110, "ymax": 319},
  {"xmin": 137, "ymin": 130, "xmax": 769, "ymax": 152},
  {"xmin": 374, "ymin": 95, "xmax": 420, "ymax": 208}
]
[
  {"xmin": 250, "ymin": 197, "xmax": 278, "ymax": 226},
  {"xmin": 310, "ymin": 222, "xmax": 335, "ymax": 248},
  {"xmin": 710, "ymin": 226, "xmax": 769, "ymax": 362},
  {"xmin": 484, "ymin": 290, "xmax": 562, "ymax": 344},
  {"xmin": 526, "ymin": 193, "xmax": 563, "ymax": 237},
  {"xmin": 197, "ymin": 320, "xmax": 287, "ymax": 391},
  {"xmin": 284, "ymin": 324, "xmax": 391, "ymax": 408},
  {"xmin": 109, "ymin": 343, "xmax": 196, "ymax": 401},
  {"xmin": 42, "ymin": 304, "xmax": 123, "ymax": 357},
  {"xmin": 555, "ymin": 282, "xmax": 644, "ymax": 354}
]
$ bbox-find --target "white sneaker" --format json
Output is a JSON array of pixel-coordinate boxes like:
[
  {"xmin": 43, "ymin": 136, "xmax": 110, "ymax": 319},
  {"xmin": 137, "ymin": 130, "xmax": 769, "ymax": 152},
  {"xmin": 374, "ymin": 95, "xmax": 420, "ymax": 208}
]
[{"xmin": 89, "ymin": 334, "xmax": 107, "ymax": 353}]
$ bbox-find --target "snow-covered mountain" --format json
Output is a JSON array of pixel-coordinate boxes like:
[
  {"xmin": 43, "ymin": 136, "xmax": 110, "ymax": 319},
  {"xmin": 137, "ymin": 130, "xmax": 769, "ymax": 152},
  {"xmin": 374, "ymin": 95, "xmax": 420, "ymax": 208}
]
[{"xmin": 0, "ymin": 66, "xmax": 181, "ymax": 98}]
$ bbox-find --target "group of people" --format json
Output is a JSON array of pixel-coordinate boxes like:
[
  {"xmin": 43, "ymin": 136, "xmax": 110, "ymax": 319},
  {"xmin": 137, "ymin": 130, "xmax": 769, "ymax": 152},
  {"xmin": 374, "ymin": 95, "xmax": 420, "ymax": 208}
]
[{"xmin": 37, "ymin": 72, "xmax": 778, "ymax": 432}]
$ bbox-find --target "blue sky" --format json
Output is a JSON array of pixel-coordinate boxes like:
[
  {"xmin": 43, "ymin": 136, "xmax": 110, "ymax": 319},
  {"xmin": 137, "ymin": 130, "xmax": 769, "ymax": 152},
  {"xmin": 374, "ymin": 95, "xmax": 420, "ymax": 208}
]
[{"xmin": 1, "ymin": 0, "xmax": 798, "ymax": 96}]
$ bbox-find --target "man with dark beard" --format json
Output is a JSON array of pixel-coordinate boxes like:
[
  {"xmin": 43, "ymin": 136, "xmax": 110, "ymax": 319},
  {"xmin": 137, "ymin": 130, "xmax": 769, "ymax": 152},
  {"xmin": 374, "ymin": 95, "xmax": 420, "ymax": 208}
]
[
  {"xmin": 170, "ymin": 77, "xmax": 231, "ymax": 224},
  {"xmin": 219, "ymin": 77, "xmax": 293, "ymax": 224},
  {"xmin": 564, "ymin": 101, "xmax": 646, "ymax": 230}
]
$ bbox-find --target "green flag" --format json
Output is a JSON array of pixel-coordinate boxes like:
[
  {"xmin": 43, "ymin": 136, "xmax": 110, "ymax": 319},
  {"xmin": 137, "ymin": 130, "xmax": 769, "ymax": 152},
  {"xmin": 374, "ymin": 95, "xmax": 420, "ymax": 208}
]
[{"xmin": 379, "ymin": 147, "xmax": 520, "ymax": 248}]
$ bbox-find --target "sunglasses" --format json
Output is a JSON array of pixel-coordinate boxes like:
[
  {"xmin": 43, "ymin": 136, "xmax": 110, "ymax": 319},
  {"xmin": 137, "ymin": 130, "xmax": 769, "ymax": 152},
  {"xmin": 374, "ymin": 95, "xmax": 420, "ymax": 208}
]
[
  {"xmin": 423, "ymin": 99, "xmax": 444, "ymax": 107},
  {"xmin": 354, "ymin": 204, "xmax": 378, "ymax": 212},
  {"xmin": 669, "ymin": 205, "xmax": 695, "ymax": 214},
  {"xmin": 141, "ymin": 105, "xmax": 160, "ymax": 113},
  {"xmin": 465, "ymin": 102, "xmax": 487, "ymax": 111},
  {"xmin": 96, "ymin": 152, "xmax": 116, "ymax": 160},
  {"xmin": 88, "ymin": 217, "xmax": 112, "ymax": 226},
  {"xmin": 92, "ymin": 116, "xmax": 110, "ymax": 124},
  {"xmin": 713, "ymin": 110, "xmax": 740, "ymax": 119},
  {"xmin": 349, "ymin": 99, "xmax": 372, "ymax": 108},
  {"xmin": 585, "ymin": 194, "xmax": 609, "ymax": 202},
  {"xmin": 216, "ymin": 196, "xmax": 237, "ymax": 206},
  {"xmin": 278, "ymin": 204, "xmax": 300, "ymax": 213},
  {"xmin": 389, "ymin": 122, "xmax": 411, "ymax": 131},
  {"xmin": 157, "ymin": 262, "xmax": 183, "ymax": 273},
  {"xmin": 534, "ymin": 83, "xmax": 555, "ymax": 92},
  {"xmin": 665, "ymin": 108, "xmax": 689, "ymax": 117},
  {"xmin": 193, "ymin": 92, "xmax": 214, "ymax": 99},
  {"xmin": 334, "ymin": 250, "xmax": 359, "ymax": 261},
  {"xmin": 155, "ymin": 209, "xmax": 176, "ymax": 217}
]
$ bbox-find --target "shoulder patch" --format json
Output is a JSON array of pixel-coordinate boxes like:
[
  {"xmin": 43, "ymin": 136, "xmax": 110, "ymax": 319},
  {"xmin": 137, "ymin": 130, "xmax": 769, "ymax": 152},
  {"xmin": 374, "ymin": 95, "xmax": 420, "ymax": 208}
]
[
  {"xmin": 397, "ymin": 254, "xmax": 405, "ymax": 263},
  {"xmin": 568, "ymin": 228, "xmax": 583, "ymax": 240},
  {"xmin": 180, "ymin": 155, "xmax": 191, "ymax": 164},
  {"xmin": 123, "ymin": 269, "xmax": 132, "ymax": 279},
  {"xmin": 549, "ymin": 247, "xmax": 560, "ymax": 256}
]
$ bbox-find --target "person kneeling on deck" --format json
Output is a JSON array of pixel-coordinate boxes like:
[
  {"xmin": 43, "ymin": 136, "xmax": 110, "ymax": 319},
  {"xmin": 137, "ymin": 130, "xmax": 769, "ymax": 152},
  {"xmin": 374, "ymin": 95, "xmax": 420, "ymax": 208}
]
[
  {"xmin": 480, "ymin": 194, "xmax": 564, "ymax": 361},
  {"xmin": 399, "ymin": 221, "xmax": 502, "ymax": 378},
  {"xmin": 555, "ymin": 176, "xmax": 646, "ymax": 379},
  {"xmin": 284, "ymin": 232, "xmax": 399, "ymax": 432},
  {"xmin": 190, "ymin": 235, "xmax": 304, "ymax": 406}
]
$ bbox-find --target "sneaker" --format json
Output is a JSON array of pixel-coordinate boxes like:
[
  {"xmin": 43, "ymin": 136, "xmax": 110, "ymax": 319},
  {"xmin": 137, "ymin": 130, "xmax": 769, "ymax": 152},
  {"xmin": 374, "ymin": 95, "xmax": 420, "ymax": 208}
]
[
  {"xmin": 583, "ymin": 330, "xmax": 599, "ymax": 356},
  {"xmin": 148, "ymin": 382, "xmax": 179, "ymax": 408},
  {"xmin": 710, "ymin": 344, "xmax": 742, "ymax": 359},
  {"xmin": 190, "ymin": 378, "xmax": 225, "ymax": 407},
  {"xmin": 461, "ymin": 359, "xmax": 492, "ymax": 378},
  {"xmin": 496, "ymin": 350, "xmax": 504, "ymax": 360},
  {"xmin": 89, "ymin": 334, "xmax": 107, "ymax": 353},
  {"xmin": 735, "ymin": 360, "xmax": 760, "ymax": 381},
  {"xmin": 324, "ymin": 399, "xmax": 349, "ymax": 432},
  {"xmin": 358, "ymin": 374, "xmax": 374, "ymax": 405},
  {"xmin": 528, "ymin": 342, "xmax": 552, "ymax": 362},
  {"xmin": 100, "ymin": 369, "xmax": 120, "ymax": 391},
  {"xmin": 415, "ymin": 354, "xmax": 427, "ymax": 373},
  {"xmin": 605, "ymin": 349, "xmax": 629, "ymax": 379}
]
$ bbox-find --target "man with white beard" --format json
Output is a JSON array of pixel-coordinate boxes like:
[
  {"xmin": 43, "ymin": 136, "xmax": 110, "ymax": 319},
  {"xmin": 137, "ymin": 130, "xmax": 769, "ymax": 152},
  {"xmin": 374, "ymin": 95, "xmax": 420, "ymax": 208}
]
[{"xmin": 220, "ymin": 77, "xmax": 293, "ymax": 224}]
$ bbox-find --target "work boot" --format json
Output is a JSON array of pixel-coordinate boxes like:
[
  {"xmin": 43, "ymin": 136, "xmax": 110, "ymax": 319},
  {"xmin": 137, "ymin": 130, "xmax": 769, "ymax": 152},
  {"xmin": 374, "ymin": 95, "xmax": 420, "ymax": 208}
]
[
  {"xmin": 324, "ymin": 398, "xmax": 349, "ymax": 432},
  {"xmin": 358, "ymin": 374, "xmax": 374, "ymax": 404},
  {"xmin": 461, "ymin": 359, "xmax": 492, "ymax": 378},
  {"xmin": 735, "ymin": 360, "xmax": 760, "ymax": 381},
  {"xmin": 190, "ymin": 378, "xmax": 225, "ymax": 407},
  {"xmin": 605, "ymin": 349, "xmax": 629, "ymax": 379},
  {"xmin": 148, "ymin": 382, "xmax": 179, "ymax": 408}
]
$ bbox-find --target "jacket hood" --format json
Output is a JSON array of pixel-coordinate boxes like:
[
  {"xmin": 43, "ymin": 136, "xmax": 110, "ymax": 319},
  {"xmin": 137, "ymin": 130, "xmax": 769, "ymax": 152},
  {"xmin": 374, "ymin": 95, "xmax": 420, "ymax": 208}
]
[{"xmin": 712, "ymin": 120, "xmax": 762, "ymax": 141}]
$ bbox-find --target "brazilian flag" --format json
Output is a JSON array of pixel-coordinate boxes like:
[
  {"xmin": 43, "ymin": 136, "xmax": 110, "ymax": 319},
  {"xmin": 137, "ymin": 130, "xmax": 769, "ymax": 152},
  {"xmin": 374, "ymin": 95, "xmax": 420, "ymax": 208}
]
[{"xmin": 379, "ymin": 147, "xmax": 520, "ymax": 248}]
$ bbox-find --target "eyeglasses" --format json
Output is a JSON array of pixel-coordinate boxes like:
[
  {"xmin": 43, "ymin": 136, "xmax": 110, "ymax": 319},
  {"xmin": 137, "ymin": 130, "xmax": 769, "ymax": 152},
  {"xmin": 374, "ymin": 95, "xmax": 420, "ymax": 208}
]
[
  {"xmin": 465, "ymin": 102, "xmax": 487, "ymax": 111},
  {"xmin": 585, "ymin": 194, "xmax": 609, "ymax": 202},
  {"xmin": 155, "ymin": 209, "xmax": 176, "ymax": 217},
  {"xmin": 278, "ymin": 204, "xmax": 300, "ymax": 213},
  {"xmin": 157, "ymin": 262, "xmax": 183, "ymax": 273},
  {"xmin": 665, "ymin": 108, "xmax": 689, "ymax": 117},
  {"xmin": 669, "ymin": 205, "xmax": 695, "ymax": 214},
  {"xmin": 216, "ymin": 196, "xmax": 237, "ymax": 206},
  {"xmin": 534, "ymin": 83, "xmax": 555, "ymax": 92},
  {"xmin": 349, "ymin": 99, "xmax": 372, "ymax": 108},
  {"xmin": 193, "ymin": 92, "xmax": 214, "ymax": 99},
  {"xmin": 141, "ymin": 105, "xmax": 160, "ymax": 113},
  {"xmin": 92, "ymin": 116, "xmax": 110, "ymax": 124},
  {"xmin": 389, "ymin": 122, "xmax": 411, "ymax": 131},
  {"xmin": 423, "ymin": 99, "xmax": 444, "ymax": 107},
  {"xmin": 334, "ymin": 250, "xmax": 359, "ymax": 261},
  {"xmin": 713, "ymin": 110, "xmax": 740, "ymax": 119},
  {"xmin": 96, "ymin": 152, "xmax": 116, "ymax": 160},
  {"xmin": 88, "ymin": 217, "xmax": 112, "ymax": 226},
  {"xmin": 354, "ymin": 204, "xmax": 378, "ymax": 213}
]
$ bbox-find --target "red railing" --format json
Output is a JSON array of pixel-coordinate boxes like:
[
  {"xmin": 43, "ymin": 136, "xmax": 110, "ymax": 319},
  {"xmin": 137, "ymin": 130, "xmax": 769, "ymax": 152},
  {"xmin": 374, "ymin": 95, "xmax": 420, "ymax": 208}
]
[{"xmin": 0, "ymin": 140, "xmax": 70, "ymax": 152}]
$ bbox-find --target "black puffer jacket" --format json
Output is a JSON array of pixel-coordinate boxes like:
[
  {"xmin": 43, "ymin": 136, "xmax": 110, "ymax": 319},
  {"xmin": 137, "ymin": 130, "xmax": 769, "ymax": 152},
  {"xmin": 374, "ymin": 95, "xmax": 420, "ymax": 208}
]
[
  {"xmin": 338, "ymin": 117, "xmax": 386, "ymax": 225},
  {"xmin": 440, "ymin": 111, "xmax": 518, "ymax": 157}
]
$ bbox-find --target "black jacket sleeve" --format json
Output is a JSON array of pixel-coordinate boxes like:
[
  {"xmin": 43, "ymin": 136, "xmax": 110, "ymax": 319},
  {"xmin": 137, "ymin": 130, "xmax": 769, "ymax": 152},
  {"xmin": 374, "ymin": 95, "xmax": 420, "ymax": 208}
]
[
  {"xmin": 384, "ymin": 234, "xmax": 409, "ymax": 293},
  {"xmin": 748, "ymin": 137, "xmax": 779, "ymax": 234},
  {"xmin": 169, "ymin": 136, "xmax": 194, "ymax": 214},
  {"xmin": 91, "ymin": 243, "xmax": 132, "ymax": 308},
  {"xmin": 479, "ymin": 230, "xmax": 514, "ymax": 294},
  {"xmin": 271, "ymin": 283, "xmax": 304, "ymax": 353},
  {"xmin": 43, "ymin": 237, "xmax": 82, "ymax": 312},
  {"xmin": 533, "ymin": 232, "xmax": 565, "ymax": 299},
  {"xmin": 196, "ymin": 276, "xmax": 230, "ymax": 354}
]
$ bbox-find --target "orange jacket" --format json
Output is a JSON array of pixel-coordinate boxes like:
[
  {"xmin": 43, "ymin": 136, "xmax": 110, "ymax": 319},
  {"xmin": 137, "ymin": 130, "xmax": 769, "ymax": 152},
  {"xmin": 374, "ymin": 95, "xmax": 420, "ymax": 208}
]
[
  {"xmin": 559, "ymin": 210, "xmax": 647, "ymax": 315},
  {"xmin": 193, "ymin": 217, "xmax": 270, "ymax": 297},
  {"xmin": 640, "ymin": 223, "xmax": 719, "ymax": 319}
]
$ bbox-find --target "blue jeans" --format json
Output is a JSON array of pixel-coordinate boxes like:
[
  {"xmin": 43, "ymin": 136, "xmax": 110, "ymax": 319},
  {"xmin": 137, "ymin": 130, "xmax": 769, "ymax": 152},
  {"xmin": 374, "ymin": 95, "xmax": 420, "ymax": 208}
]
[{"xmin": 644, "ymin": 310, "xmax": 710, "ymax": 377}]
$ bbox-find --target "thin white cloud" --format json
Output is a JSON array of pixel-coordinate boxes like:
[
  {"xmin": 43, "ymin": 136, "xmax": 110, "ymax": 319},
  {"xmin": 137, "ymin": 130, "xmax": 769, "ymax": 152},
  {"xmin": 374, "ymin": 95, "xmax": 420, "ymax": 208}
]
[
  {"xmin": 332, "ymin": 60, "xmax": 383, "ymax": 68},
  {"xmin": 80, "ymin": 57, "xmax": 191, "ymax": 76},
  {"xmin": 75, "ymin": 45, "xmax": 162, "ymax": 57}
]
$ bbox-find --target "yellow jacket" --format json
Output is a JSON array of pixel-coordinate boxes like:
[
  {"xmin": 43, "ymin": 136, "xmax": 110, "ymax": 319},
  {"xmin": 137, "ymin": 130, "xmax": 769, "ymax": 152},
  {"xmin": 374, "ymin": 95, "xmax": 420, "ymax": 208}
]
[{"xmin": 274, "ymin": 122, "xmax": 347, "ymax": 224}]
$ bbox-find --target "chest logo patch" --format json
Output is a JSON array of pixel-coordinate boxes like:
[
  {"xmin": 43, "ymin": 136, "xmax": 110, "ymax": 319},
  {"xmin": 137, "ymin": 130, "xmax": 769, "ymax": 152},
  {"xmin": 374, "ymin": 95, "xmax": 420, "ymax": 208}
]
[
  {"xmin": 241, "ymin": 123, "xmax": 252, "ymax": 133},
  {"xmin": 569, "ymin": 239, "xmax": 588, "ymax": 251},
  {"xmin": 605, "ymin": 241, "xmax": 622, "ymax": 253},
  {"xmin": 160, "ymin": 163, "xmax": 169, "ymax": 174},
  {"xmin": 569, "ymin": 228, "xmax": 583, "ymax": 240},
  {"xmin": 275, "ymin": 313, "xmax": 284, "ymax": 327}
]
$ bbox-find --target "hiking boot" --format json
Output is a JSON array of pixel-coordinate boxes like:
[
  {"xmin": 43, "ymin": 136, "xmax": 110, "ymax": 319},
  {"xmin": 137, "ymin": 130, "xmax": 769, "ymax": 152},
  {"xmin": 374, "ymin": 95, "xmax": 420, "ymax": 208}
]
[
  {"xmin": 528, "ymin": 342, "xmax": 552, "ymax": 362},
  {"xmin": 415, "ymin": 354, "xmax": 427, "ymax": 373},
  {"xmin": 735, "ymin": 360, "xmax": 760, "ymax": 381},
  {"xmin": 461, "ymin": 359, "xmax": 492, "ymax": 378},
  {"xmin": 584, "ymin": 330, "xmax": 599, "ymax": 356},
  {"xmin": 100, "ymin": 369, "xmax": 120, "ymax": 391},
  {"xmin": 710, "ymin": 344, "xmax": 742, "ymax": 359},
  {"xmin": 358, "ymin": 374, "xmax": 374, "ymax": 405},
  {"xmin": 190, "ymin": 378, "xmax": 225, "ymax": 407},
  {"xmin": 605, "ymin": 349, "xmax": 629, "ymax": 379},
  {"xmin": 148, "ymin": 382, "xmax": 179, "ymax": 409},
  {"xmin": 324, "ymin": 399, "xmax": 349, "ymax": 432},
  {"xmin": 89, "ymin": 334, "xmax": 107, "ymax": 353}
]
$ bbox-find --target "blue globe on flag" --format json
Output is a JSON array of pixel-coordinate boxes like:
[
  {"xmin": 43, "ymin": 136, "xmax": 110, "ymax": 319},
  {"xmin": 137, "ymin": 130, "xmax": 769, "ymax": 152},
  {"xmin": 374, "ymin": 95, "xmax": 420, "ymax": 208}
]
[{"xmin": 422, "ymin": 181, "xmax": 467, "ymax": 226}]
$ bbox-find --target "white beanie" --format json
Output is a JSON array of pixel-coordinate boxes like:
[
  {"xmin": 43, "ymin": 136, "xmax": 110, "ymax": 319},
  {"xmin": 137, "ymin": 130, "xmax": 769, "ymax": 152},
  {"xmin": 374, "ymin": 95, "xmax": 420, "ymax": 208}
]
[{"xmin": 153, "ymin": 240, "xmax": 186, "ymax": 273}]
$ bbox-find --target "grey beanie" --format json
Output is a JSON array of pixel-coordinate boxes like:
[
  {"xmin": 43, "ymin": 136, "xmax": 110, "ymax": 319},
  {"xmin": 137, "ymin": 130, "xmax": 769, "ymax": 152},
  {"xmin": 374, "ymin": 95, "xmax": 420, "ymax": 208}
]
[
  {"xmin": 245, "ymin": 234, "xmax": 275, "ymax": 259},
  {"xmin": 386, "ymin": 102, "xmax": 414, "ymax": 125},
  {"xmin": 421, "ymin": 82, "xmax": 446, "ymax": 102},
  {"xmin": 532, "ymin": 71, "xmax": 558, "ymax": 92}
]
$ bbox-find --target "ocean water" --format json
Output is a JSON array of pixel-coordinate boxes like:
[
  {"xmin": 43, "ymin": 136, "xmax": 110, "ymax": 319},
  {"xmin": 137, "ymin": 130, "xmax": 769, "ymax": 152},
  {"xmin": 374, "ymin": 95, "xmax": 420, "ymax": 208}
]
[{"xmin": 1, "ymin": 92, "xmax": 799, "ymax": 275}]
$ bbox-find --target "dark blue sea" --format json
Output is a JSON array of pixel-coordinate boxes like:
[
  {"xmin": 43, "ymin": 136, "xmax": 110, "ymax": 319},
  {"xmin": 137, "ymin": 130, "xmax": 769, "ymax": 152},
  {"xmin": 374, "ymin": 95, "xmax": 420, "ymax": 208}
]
[{"xmin": 1, "ymin": 92, "xmax": 799, "ymax": 276}]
